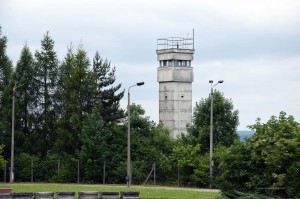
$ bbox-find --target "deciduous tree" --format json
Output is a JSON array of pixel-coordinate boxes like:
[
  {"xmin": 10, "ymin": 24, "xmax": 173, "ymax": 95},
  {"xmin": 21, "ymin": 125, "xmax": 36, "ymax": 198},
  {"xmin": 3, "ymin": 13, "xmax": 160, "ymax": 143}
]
[
  {"xmin": 188, "ymin": 90, "xmax": 239, "ymax": 151},
  {"xmin": 216, "ymin": 112, "xmax": 300, "ymax": 198}
]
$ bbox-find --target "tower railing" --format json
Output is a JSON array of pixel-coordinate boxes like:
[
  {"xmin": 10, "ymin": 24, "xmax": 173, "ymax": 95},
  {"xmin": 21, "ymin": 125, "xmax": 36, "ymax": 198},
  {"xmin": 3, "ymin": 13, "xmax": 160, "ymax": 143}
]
[{"xmin": 157, "ymin": 37, "xmax": 194, "ymax": 50}]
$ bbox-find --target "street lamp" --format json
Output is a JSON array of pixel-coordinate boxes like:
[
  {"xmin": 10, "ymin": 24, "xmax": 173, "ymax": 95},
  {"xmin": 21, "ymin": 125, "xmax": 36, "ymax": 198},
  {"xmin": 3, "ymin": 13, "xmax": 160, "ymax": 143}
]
[
  {"xmin": 127, "ymin": 81, "xmax": 144, "ymax": 187},
  {"xmin": 10, "ymin": 83, "xmax": 25, "ymax": 183},
  {"xmin": 209, "ymin": 80, "xmax": 223, "ymax": 188}
]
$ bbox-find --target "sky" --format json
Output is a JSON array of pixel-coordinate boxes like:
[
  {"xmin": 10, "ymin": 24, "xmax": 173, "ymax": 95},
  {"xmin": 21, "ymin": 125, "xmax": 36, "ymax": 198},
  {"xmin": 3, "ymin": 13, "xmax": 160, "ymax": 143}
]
[{"xmin": 1, "ymin": 0, "xmax": 300, "ymax": 130}]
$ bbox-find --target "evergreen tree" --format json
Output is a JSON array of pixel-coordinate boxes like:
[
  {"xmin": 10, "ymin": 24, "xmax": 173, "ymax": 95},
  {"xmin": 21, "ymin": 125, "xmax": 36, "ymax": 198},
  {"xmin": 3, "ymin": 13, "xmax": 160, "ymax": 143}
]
[
  {"xmin": 13, "ymin": 44, "xmax": 36, "ymax": 154},
  {"xmin": 34, "ymin": 31, "xmax": 59, "ymax": 157},
  {"xmin": 54, "ymin": 45, "xmax": 90, "ymax": 155},
  {"xmin": 0, "ymin": 26, "xmax": 13, "ymax": 158},
  {"xmin": 0, "ymin": 27, "xmax": 12, "ymax": 99},
  {"xmin": 54, "ymin": 46, "xmax": 76, "ymax": 155},
  {"xmin": 92, "ymin": 51, "xmax": 124, "ymax": 124},
  {"xmin": 79, "ymin": 108, "xmax": 109, "ymax": 182}
]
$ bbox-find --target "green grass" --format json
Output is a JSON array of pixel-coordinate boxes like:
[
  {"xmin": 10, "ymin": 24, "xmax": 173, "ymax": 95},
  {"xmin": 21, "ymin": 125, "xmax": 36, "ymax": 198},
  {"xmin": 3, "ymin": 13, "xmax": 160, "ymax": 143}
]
[{"xmin": 0, "ymin": 183, "xmax": 220, "ymax": 199}]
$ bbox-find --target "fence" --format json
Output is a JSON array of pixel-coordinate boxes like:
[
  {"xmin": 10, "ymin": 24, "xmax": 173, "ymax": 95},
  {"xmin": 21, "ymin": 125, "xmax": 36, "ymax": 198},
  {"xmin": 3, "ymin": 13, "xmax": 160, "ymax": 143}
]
[
  {"xmin": 0, "ymin": 192, "xmax": 140, "ymax": 199},
  {"xmin": 1, "ymin": 159, "xmax": 191, "ymax": 186}
]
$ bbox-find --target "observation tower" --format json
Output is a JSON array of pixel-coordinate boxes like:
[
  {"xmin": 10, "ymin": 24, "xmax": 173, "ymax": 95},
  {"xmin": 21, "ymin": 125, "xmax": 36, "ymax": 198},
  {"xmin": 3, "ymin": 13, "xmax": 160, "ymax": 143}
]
[{"xmin": 156, "ymin": 32, "xmax": 195, "ymax": 139}]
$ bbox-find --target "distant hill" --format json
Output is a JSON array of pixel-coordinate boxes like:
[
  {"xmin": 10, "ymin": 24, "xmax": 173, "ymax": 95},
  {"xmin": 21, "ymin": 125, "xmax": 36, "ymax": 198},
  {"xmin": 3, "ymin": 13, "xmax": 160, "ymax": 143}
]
[{"xmin": 238, "ymin": 130, "xmax": 255, "ymax": 142}]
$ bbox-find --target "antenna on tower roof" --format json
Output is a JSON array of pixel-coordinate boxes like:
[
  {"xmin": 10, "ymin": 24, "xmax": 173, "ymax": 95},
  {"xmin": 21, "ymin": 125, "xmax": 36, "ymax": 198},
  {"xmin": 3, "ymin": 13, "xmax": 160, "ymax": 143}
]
[{"xmin": 193, "ymin": 29, "xmax": 194, "ymax": 50}]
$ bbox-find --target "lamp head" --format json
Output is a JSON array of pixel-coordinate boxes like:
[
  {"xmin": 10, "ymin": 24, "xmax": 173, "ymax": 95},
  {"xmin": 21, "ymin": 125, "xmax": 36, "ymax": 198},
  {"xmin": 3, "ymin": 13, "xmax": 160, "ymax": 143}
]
[
  {"xmin": 136, "ymin": 82, "xmax": 144, "ymax": 86},
  {"xmin": 209, "ymin": 80, "xmax": 213, "ymax": 83},
  {"xmin": 218, "ymin": 80, "xmax": 224, "ymax": 83}
]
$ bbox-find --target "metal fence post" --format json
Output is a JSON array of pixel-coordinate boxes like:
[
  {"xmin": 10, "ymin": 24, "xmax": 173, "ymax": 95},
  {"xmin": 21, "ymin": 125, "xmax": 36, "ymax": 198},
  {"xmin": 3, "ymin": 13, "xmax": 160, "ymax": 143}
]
[
  {"xmin": 31, "ymin": 159, "xmax": 33, "ymax": 182},
  {"xmin": 58, "ymin": 160, "xmax": 60, "ymax": 176},
  {"xmin": 103, "ymin": 161, "xmax": 106, "ymax": 184},
  {"xmin": 77, "ymin": 160, "xmax": 80, "ymax": 183},
  {"xmin": 177, "ymin": 165, "xmax": 180, "ymax": 187},
  {"xmin": 154, "ymin": 162, "xmax": 156, "ymax": 185},
  {"xmin": 4, "ymin": 161, "xmax": 7, "ymax": 182}
]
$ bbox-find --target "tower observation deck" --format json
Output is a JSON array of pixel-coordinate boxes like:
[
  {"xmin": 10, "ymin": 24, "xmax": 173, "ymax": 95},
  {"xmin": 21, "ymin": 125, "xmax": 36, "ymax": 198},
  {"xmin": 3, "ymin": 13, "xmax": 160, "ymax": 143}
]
[{"xmin": 156, "ymin": 35, "xmax": 195, "ymax": 139}]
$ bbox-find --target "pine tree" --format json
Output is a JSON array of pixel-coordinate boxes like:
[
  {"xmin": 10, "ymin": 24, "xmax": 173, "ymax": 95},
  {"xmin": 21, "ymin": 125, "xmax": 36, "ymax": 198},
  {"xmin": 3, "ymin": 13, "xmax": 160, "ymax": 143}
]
[
  {"xmin": 92, "ymin": 51, "xmax": 124, "ymax": 124},
  {"xmin": 54, "ymin": 45, "xmax": 91, "ymax": 155},
  {"xmin": 0, "ymin": 26, "xmax": 13, "ymax": 158},
  {"xmin": 13, "ymin": 44, "xmax": 36, "ymax": 154},
  {"xmin": 54, "ymin": 46, "xmax": 76, "ymax": 155},
  {"xmin": 34, "ymin": 31, "xmax": 59, "ymax": 157}
]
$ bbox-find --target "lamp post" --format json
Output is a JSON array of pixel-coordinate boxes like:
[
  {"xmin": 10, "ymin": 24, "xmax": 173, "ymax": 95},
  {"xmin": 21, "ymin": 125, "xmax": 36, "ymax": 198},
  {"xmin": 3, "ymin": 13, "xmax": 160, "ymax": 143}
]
[
  {"xmin": 10, "ymin": 83, "xmax": 25, "ymax": 183},
  {"xmin": 127, "ymin": 81, "xmax": 144, "ymax": 187},
  {"xmin": 209, "ymin": 80, "xmax": 223, "ymax": 188}
]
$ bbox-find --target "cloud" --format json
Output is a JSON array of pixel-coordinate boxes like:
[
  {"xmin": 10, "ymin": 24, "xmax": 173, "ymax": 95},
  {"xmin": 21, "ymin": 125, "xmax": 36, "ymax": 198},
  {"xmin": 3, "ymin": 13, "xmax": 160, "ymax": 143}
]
[
  {"xmin": 193, "ymin": 55, "xmax": 300, "ymax": 129},
  {"xmin": 1, "ymin": 0, "xmax": 300, "ymax": 131}
]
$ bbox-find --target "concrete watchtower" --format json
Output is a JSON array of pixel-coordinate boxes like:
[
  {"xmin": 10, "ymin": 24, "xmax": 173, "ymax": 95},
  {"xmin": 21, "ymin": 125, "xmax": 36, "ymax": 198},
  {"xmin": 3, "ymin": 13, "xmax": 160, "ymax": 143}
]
[{"xmin": 156, "ymin": 33, "xmax": 195, "ymax": 139}]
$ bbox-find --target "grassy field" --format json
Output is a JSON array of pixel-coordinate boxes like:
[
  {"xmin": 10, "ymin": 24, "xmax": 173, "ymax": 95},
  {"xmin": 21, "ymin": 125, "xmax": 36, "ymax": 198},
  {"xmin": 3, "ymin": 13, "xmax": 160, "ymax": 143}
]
[{"xmin": 0, "ymin": 183, "xmax": 220, "ymax": 199}]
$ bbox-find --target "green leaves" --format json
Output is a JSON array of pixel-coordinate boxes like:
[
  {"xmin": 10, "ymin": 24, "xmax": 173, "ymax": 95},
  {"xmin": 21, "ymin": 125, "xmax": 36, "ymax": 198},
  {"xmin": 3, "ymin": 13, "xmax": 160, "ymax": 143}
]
[
  {"xmin": 190, "ymin": 90, "xmax": 239, "ymax": 151},
  {"xmin": 79, "ymin": 109, "xmax": 107, "ymax": 182},
  {"xmin": 216, "ymin": 112, "xmax": 300, "ymax": 198},
  {"xmin": 0, "ymin": 145, "xmax": 5, "ymax": 169}
]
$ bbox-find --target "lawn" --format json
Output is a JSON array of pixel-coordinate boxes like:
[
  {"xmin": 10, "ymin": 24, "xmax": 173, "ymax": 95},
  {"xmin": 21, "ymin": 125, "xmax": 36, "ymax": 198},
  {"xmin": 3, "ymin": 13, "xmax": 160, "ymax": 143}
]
[{"xmin": 0, "ymin": 183, "xmax": 220, "ymax": 199}]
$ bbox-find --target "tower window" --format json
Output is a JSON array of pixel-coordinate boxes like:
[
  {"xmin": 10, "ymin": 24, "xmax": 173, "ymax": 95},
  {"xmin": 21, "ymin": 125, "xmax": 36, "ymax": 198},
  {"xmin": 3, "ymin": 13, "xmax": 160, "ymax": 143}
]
[
  {"xmin": 165, "ymin": 95, "xmax": 167, "ymax": 100},
  {"xmin": 163, "ymin": 60, "xmax": 167, "ymax": 66},
  {"xmin": 187, "ymin": 61, "xmax": 191, "ymax": 67},
  {"xmin": 181, "ymin": 94, "xmax": 184, "ymax": 98},
  {"xmin": 178, "ymin": 61, "xmax": 182, "ymax": 66}
]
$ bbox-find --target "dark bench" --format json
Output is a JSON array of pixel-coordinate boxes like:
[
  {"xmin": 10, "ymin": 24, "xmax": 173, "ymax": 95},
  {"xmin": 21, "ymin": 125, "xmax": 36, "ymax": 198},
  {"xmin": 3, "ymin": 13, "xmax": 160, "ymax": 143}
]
[{"xmin": 120, "ymin": 192, "xmax": 140, "ymax": 199}]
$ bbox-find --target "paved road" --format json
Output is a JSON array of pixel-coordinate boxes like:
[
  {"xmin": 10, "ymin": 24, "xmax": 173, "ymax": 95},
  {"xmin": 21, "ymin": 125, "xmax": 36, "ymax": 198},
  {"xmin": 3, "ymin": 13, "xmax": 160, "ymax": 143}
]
[{"xmin": 131, "ymin": 186, "xmax": 220, "ymax": 192}]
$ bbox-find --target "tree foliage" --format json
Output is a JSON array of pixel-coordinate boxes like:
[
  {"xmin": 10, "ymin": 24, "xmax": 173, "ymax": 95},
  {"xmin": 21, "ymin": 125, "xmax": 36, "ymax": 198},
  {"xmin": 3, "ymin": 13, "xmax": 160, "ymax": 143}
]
[
  {"xmin": 79, "ymin": 109, "xmax": 108, "ymax": 182},
  {"xmin": 169, "ymin": 90, "xmax": 240, "ymax": 187},
  {"xmin": 34, "ymin": 31, "xmax": 59, "ymax": 157},
  {"xmin": 0, "ymin": 145, "xmax": 5, "ymax": 169},
  {"xmin": 54, "ymin": 45, "xmax": 92, "ymax": 156},
  {"xmin": 92, "ymin": 51, "xmax": 124, "ymax": 124},
  {"xmin": 216, "ymin": 111, "xmax": 300, "ymax": 198},
  {"xmin": 0, "ymin": 29, "xmax": 130, "ymax": 182},
  {"xmin": 188, "ymin": 90, "xmax": 239, "ymax": 151},
  {"xmin": 13, "ymin": 44, "xmax": 36, "ymax": 155},
  {"xmin": 129, "ymin": 104, "xmax": 174, "ymax": 184},
  {"xmin": 0, "ymin": 26, "xmax": 13, "ymax": 159}
]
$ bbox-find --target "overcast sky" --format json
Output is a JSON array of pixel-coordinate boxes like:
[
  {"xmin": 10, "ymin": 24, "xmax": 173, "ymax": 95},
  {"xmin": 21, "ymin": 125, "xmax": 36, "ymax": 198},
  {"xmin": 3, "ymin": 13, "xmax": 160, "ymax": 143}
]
[{"xmin": 1, "ymin": 0, "xmax": 300, "ymax": 130}]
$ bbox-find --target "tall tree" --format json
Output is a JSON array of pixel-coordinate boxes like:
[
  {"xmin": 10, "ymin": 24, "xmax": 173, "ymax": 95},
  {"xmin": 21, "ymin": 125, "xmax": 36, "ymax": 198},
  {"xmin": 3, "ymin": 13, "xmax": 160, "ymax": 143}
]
[
  {"xmin": 13, "ymin": 44, "xmax": 36, "ymax": 154},
  {"xmin": 54, "ymin": 46, "xmax": 76, "ymax": 155},
  {"xmin": 54, "ymin": 45, "xmax": 91, "ymax": 155},
  {"xmin": 0, "ymin": 26, "xmax": 13, "ymax": 158},
  {"xmin": 170, "ymin": 90, "xmax": 239, "ymax": 187},
  {"xmin": 92, "ymin": 51, "xmax": 124, "ymax": 124},
  {"xmin": 188, "ymin": 90, "xmax": 239, "ymax": 151},
  {"xmin": 34, "ymin": 31, "xmax": 59, "ymax": 157},
  {"xmin": 0, "ymin": 27, "xmax": 12, "ymax": 100}
]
